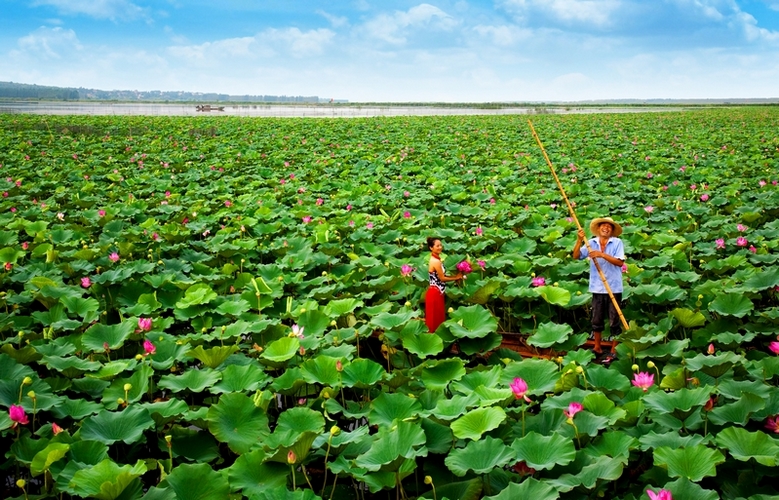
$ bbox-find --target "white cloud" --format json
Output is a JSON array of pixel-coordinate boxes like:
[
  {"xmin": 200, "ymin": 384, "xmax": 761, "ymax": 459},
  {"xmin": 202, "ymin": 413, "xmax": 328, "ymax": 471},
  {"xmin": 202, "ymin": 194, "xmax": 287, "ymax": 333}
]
[
  {"xmin": 500, "ymin": 0, "xmax": 621, "ymax": 27},
  {"xmin": 15, "ymin": 26, "xmax": 82, "ymax": 60},
  {"xmin": 732, "ymin": 11, "xmax": 779, "ymax": 42},
  {"xmin": 32, "ymin": 0, "xmax": 147, "ymax": 21},
  {"xmin": 259, "ymin": 28, "xmax": 335, "ymax": 58},
  {"xmin": 317, "ymin": 10, "xmax": 349, "ymax": 28},
  {"xmin": 473, "ymin": 24, "xmax": 532, "ymax": 46},
  {"xmin": 362, "ymin": 4, "xmax": 457, "ymax": 44}
]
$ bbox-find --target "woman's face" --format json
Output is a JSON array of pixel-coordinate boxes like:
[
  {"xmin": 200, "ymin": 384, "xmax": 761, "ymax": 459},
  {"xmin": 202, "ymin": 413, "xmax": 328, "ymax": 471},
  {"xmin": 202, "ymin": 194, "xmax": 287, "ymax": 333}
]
[{"xmin": 430, "ymin": 239, "xmax": 443, "ymax": 254}]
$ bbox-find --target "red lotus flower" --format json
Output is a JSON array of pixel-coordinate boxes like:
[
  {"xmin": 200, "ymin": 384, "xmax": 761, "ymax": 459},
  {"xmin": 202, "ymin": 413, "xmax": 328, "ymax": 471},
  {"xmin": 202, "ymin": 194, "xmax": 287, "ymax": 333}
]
[
  {"xmin": 456, "ymin": 261, "xmax": 472, "ymax": 274},
  {"xmin": 9, "ymin": 405, "xmax": 28, "ymax": 426},
  {"xmin": 564, "ymin": 402, "xmax": 583, "ymax": 418},
  {"xmin": 143, "ymin": 339, "xmax": 156, "ymax": 355},
  {"xmin": 510, "ymin": 377, "xmax": 531, "ymax": 402},
  {"xmin": 631, "ymin": 372, "xmax": 654, "ymax": 392},
  {"xmin": 646, "ymin": 489, "xmax": 672, "ymax": 500}
]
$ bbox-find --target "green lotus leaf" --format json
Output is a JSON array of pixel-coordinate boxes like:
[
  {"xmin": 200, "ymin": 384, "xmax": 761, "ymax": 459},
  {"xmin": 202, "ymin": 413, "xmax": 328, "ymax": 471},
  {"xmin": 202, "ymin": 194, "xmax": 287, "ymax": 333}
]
[
  {"xmin": 715, "ymin": 427, "xmax": 779, "ymax": 466},
  {"xmin": 451, "ymin": 365, "xmax": 503, "ymax": 394},
  {"xmin": 207, "ymin": 392, "xmax": 270, "ymax": 454},
  {"xmin": 444, "ymin": 436, "xmax": 515, "ymax": 476},
  {"xmin": 30, "ymin": 442, "xmax": 70, "ymax": 477},
  {"xmin": 707, "ymin": 393, "xmax": 765, "ymax": 426},
  {"xmin": 211, "ymin": 362, "xmax": 270, "ymax": 394},
  {"xmin": 685, "ymin": 351, "xmax": 743, "ymax": 375},
  {"xmin": 420, "ymin": 358, "xmax": 466, "ymax": 392},
  {"xmin": 163, "ymin": 426, "xmax": 220, "ymax": 463},
  {"xmin": 420, "ymin": 478, "xmax": 483, "ymax": 500},
  {"xmin": 354, "ymin": 420, "xmax": 427, "ymax": 471},
  {"xmin": 370, "ymin": 309, "xmax": 419, "ymax": 330},
  {"xmin": 501, "ymin": 358, "xmax": 560, "ymax": 396},
  {"xmin": 402, "ymin": 327, "xmax": 444, "ymax": 358},
  {"xmin": 297, "ymin": 309, "xmax": 333, "ymax": 337},
  {"xmin": 68, "ymin": 439, "xmax": 109, "ymax": 465},
  {"xmin": 81, "ymin": 321, "xmax": 136, "ymax": 352},
  {"xmin": 474, "ymin": 386, "xmax": 513, "ymax": 406},
  {"xmin": 663, "ymin": 477, "xmax": 720, "ymax": 500},
  {"xmin": 467, "ymin": 279, "xmax": 504, "ymax": 305},
  {"xmin": 585, "ymin": 431, "xmax": 639, "ymax": 461},
  {"xmin": 175, "ymin": 283, "xmax": 218, "ymax": 308},
  {"xmin": 431, "ymin": 393, "xmax": 479, "ymax": 421},
  {"xmin": 583, "ymin": 392, "xmax": 627, "ymax": 425},
  {"xmin": 51, "ymin": 397, "xmax": 102, "ymax": 420},
  {"xmin": 68, "ymin": 459, "xmax": 146, "ymax": 500},
  {"xmin": 718, "ymin": 378, "xmax": 772, "ymax": 399},
  {"xmin": 323, "ymin": 297, "xmax": 363, "ymax": 317},
  {"xmin": 653, "ymin": 445, "xmax": 725, "ymax": 481},
  {"xmin": 300, "ymin": 355, "xmax": 340, "ymax": 386},
  {"xmin": 708, "ymin": 293, "xmax": 754, "ymax": 317},
  {"xmin": 267, "ymin": 407, "xmax": 325, "ymax": 448},
  {"xmin": 671, "ymin": 308, "xmax": 706, "ymax": 328},
  {"xmin": 165, "ymin": 463, "xmax": 230, "ymax": 500},
  {"xmin": 451, "ymin": 407, "xmax": 506, "ymax": 441},
  {"xmin": 100, "ymin": 363, "xmax": 153, "ymax": 409},
  {"xmin": 90, "ymin": 360, "xmax": 135, "ymax": 380},
  {"xmin": 61, "ymin": 295, "xmax": 101, "ymax": 319},
  {"xmin": 741, "ymin": 268, "xmax": 779, "ymax": 292},
  {"xmin": 42, "ymin": 355, "xmax": 101, "ymax": 376},
  {"xmin": 263, "ymin": 430, "xmax": 320, "ymax": 465},
  {"xmin": 585, "ymin": 363, "xmax": 631, "ymax": 392},
  {"xmin": 420, "ymin": 417, "xmax": 454, "ymax": 454},
  {"xmin": 215, "ymin": 299, "xmax": 251, "ymax": 316},
  {"xmin": 186, "ymin": 344, "xmax": 239, "ymax": 369},
  {"xmin": 341, "ymin": 358, "xmax": 386, "ymax": 389},
  {"xmin": 527, "ymin": 321, "xmax": 573, "ymax": 348},
  {"xmin": 227, "ymin": 449, "xmax": 289, "ymax": 496},
  {"xmin": 261, "ymin": 337, "xmax": 300, "ymax": 364},
  {"xmin": 511, "ymin": 431, "xmax": 576, "ymax": 470},
  {"xmin": 247, "ymin": 486, "xmax": 323, "ymax": 500},
  {"xmin": 534, "ymin": 285, "xmax": 571, "ymax": 306},
  {"xmin": 79, "ymin": 406, "xmax": 155, "ymax": 445},
  {"xmin": 638, "ymin": 431, "xmax": 709, "ymax": 452},
  {"xmin": 548, "ymin": 455, "xmax": 625, "ymax": 492},
  {"xmin": 642, "ymin": 386, "xmax": 713, "ymax": 414},
  {"xmin": 369, "ymin": 392, "xmax": 424, "ymax": 427},
  {"xmin": 458, "ymin": 332, "xmax": 503, "ymax": 355},
  {"xmin": 446, "ymin": 305, "xmax": 497, "ymax": 339},
  {"xmin": 484, "ymin": 478, "xmax": 559, "ymax": 500}
]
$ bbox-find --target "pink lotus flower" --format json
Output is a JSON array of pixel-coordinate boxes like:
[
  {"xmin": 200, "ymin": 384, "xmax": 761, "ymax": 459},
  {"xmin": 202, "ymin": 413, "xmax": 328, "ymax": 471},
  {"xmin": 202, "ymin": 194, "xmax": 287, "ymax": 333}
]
[
  {"xmin": 348, "ymin": 220, "xmax": 355, "ymax": 226},
  {"xmin": 302, "ymin": 216, "xmax": 311, "ymax": 223},
  {"xmin": 769, "ymin": 341, "xmax": 779, "ymax": 355},
  {"xmin": 564, "ymin": 402, "xmax": 583, "ymax": 419},
  {"xmin": 456, "ymin": 261, "xmax": 473, "ymax": 274},
  {"xmin": 165, "ymin": 191, "xmax": 171, "ymax": 198},
  {"xmin": 477, "ymin": 260, "xmax": 486, "ymax": 269},
  {"xmin": 510, "ymin": 377, "xmax": 531, "ymax": 402},
  {"xmin": 708, "ymin": 343, "xmax": 715, "ymax": 355},
  {"xmin": 57, "ymin": 212, "xmax": 64, "ymax": 220},
  {"xmin": 143, "ymin": 339, "xmax": 156, "ymax": 355},
  {"xmin": 224, "ymin": 200, "xmax": 232, "ymax": 207},
  {"xmin": 4, "ymin": 262, "xmax": 12, "ymax": 271},
  {"xmin": 490, "ymin": 198, "xmax": 496, "ymax": 204},
  {"xmin": 81, "ymin": 277, "xmax": 91, "ymax": 288},
  {"xmin": 98, "ymin": 209, "xmax": 106, "ymax": 217},
  {"xmin": 138, "ymin": 317, "xmax": 152, "ymax": 332},
  {"xmin": 646, "ymin": 489, "xmax": 673, "ymax": 500},
  {"xmin": 292, "ymin": 324, "xmax": 304, "ymax": 338},
  {"xmin": 644, "ymin": 206, "xmax": 654, "ymax": 213},
  {"xmin": 9, "ymin": 405, "xmax": 28, "ymax": 426},
  {"xmin": 22, "ymin": 242, "xmax": 28, "ymax": 250},
  {"xmin": 700, "ymin": 194, "xmax": 709, "ymax": 202},
  {"xmin": 736, "ymin": 236, "xmax": 748, "ymax": 247},
  {"xmin": 766, "ymin": 416, "xmax": 779, "ymax": 433},
  {"xmin": 759, "ymin": 180, "xmax": 767, "ymax": 187},
  {"xmin": 475, "ymin": 227, "xmax": 483, "ymax": 236},
  {"xmin": 403, "ymin": 211, "xmax": 411, "ymax": 218},
  {"xmin": 400, "ymin": 264, "xmax": 414, "ymax": 277},
  {"xmin": 531, "ymin": 276, "xmax": 546, "ymax": 287},
  {"xmin": 690, "ymin": 184, "xmax": 697, "ymax": 190},
  {"xmin": 646, "ymin": 172, "xmax": 653, "ymax": 178},
  {"xmin": 52, "ymin": 422, "xmax": 64, "ymax": 435},
  {"xmin": 621, "ymin": 264, "xmax": 628, "ymax": 273},
  {"xmin": 737, "ymin": 224, "xmax": 747, "ymax": 232},
  {"xmin": 109, "ymin": 252, "xmax": 120, "ymax": 262},
  {"xmin": 366, "ymin": 222, "xmax": 374, "ymax": 229},
  {"xmin": 715, "ymin": 239, "xmax": 725, "ymax": 250},
  {"xmin": 749, "ymin": 245, "xmax": 757, "ymax": 253},
  {"xmin": 279, "ymin": 179, "xmax": 286, "ymax": 185},
  {"xmin": 316, "ymin": 198, "xmax": 323, "ymax": 206},
  {"xmin": 346, "ymin": 204, "xmax": 352, "ymax": 211},
  {"xmin": 632, "ymin": 372, "xmax": 654, "ymax": 392}
]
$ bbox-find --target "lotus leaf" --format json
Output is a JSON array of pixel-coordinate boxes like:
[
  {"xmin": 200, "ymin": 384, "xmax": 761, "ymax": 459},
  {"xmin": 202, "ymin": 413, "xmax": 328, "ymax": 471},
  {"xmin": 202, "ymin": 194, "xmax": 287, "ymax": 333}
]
[
  {"xmin": 165, "ymin": 463, "xmax": 230, "ymax": 500},
  {"xmin": 527, "ymin": 321, "xmax": 573, "ymax": 348},
  {"xmin": 511, "ymin": 431, "xmax": 576, "ymax": 470},
  {"xmin": 451, "ymin": 406, "xmax": 506, "ymax": 440},
  {"xmin": 261, "ymin": 337, "xmax": 300, "ymax": 364},
  {"xmin": 715, "ymin": 427, "xmax": 779, "ymax": 466},
  {"xmin": 211, "ymin": 362, "xmax": 270, "ymax": 394},
  {"xmin": 207, "ymin": 392, "xmax": 270, "ymax": 454},
  {"xmin": 369, "ymin": 392, "xmax": 424, "ymax": 427},
  {"xmin": 501, "ymin": 358, "xmax": 559, "ymax": 396},
  {"xmin": 300, "ymin": 355, "xmax": 341, "ymax": 386},
  {"xmin": 708, "ymin": 293, "xmax": 754, "ymax": 318},
  {"xmin": 354, "ymin": 420, "xmax": 427, "ymax": 471},
  {"xmin": 653, "ymin": 445, "xmax": 725, "ymax": 481},
  {"xmin": 186, "ymin": 344, "xmax": 239, "ymax": 369},
  {"xmin": 227, "ymin": 449, "xmax": 289, "ymax": 496},
  {"xmin": 420, "ymin": 358, "xmax": 466, "ymax": 391},
  {"xmin": 547, "ymin": 455, "xmax": 625, "ymax": 491},
  {"xmin": 444, "ymin": 436, "xmax": 515, "ymax": 476},
  {"xmin": 446, "ymin": 304, "xmax": 497, "ymax": 339},
  {"xmin": 80, "ymin": 406, "xmax": 155, "ymax": 445},
  {"xmin": 66, "ymin": 459, "xmax": 146, "ymax": 500},
  {"xmin": 81, "ymin": 321, "xmax": 136, "ymax": 352},
  {"xmin": 341, "ymin": 358, "xmax": 386, "ymax": 388},
  {"xmin": 484, "ymin": 478, "xmax": 559, "ymax": 500},
  {"xmin": 30, "ymin": 442, "xmax": 70, "ymax": 476}
]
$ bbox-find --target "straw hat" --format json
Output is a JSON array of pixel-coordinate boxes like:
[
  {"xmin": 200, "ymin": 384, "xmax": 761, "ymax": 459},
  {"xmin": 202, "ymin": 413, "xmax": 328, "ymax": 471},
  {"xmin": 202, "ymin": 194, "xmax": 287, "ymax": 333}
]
[{"xmin": 590, "ymin": 217, "xmax": 622, "ymax": 237}]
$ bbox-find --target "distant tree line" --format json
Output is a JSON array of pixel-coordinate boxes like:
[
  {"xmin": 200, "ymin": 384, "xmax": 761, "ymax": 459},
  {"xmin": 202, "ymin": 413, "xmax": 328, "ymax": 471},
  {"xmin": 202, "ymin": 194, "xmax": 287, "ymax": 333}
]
[{"xmin": 0, "ymin": 81, "xmax": 324, "ymax": 103}]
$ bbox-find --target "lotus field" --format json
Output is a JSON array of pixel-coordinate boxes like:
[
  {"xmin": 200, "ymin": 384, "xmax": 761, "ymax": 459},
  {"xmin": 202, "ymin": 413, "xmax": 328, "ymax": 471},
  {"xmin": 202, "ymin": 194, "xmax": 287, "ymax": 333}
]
[{"xmin": 2, "ymin": 108, "xmax": 779, "ymax": 500}]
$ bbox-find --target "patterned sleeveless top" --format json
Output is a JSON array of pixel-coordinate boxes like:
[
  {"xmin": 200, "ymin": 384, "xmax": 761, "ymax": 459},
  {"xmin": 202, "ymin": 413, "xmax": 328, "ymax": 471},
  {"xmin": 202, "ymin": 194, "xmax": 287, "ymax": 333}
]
[{"xmin": 429, "ymin": 255, "xmax": 445, "ymax": 293}]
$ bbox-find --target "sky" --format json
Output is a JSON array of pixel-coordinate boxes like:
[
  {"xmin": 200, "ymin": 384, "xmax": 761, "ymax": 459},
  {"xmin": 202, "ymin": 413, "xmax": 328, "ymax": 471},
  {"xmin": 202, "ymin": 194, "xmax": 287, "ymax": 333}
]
[{"xmin": 1, "ymin": 0, "xmax": 778, "ymax": 102}]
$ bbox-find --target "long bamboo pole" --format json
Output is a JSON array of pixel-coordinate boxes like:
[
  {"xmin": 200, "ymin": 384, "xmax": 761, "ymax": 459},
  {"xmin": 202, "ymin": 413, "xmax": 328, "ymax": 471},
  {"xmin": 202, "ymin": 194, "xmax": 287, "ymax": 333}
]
[{"xmin": 527, "ymin": 120, "xmax": 629, "ymax": 331}]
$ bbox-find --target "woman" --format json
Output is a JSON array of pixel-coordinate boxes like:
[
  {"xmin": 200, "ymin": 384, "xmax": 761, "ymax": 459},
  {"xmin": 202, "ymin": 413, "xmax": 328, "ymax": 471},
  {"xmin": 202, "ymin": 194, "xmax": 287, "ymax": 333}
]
[{"xmin": 426, "ymin": 237, "xmax": 463, "ymax": 333}]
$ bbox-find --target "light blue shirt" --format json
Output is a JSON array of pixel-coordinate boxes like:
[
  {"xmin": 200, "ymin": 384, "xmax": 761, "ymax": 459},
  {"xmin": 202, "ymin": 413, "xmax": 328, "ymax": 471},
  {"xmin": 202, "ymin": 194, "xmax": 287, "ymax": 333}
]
[{"xmin": 578, "ymin": 237, "xmax": 625, "ymax": 293}]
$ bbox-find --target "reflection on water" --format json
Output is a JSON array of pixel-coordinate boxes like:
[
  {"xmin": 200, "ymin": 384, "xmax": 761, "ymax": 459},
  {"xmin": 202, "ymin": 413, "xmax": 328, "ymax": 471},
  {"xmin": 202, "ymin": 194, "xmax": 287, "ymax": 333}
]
[{"xmin": 0, "ymin": 101, "xmax": 685, "ymax": 117}]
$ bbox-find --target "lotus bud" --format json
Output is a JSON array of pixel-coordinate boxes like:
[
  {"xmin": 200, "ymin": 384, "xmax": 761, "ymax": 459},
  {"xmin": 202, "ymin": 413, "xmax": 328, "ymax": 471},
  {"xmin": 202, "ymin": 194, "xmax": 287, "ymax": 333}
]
[
  {"xmin": 631, "ymin": 364, "xmax": 639, "ymax": 372},
  {"xmin": 123, "ymin": 383, "xmax": 132, "ymax": 391},
  {"xmin": 575, "ymin": 366, "xmax": 584, "ymax": 374},
  {"xmin": 165, "ymin": 435, "xmax": 172, "ymax": 446},
  {"xmin": 336, "ymin": 360, "xmax": 343, "ymax": 372},
  {"xmin": 698, "ymin": 294, "xmax": 703, "ymax": 299},
  {"xmin": 16, "ymin": 479, "xmax": 26, "ymax": 489},
  {"xmin": 117, "ymin": 398, "xmax": 125, "ymax": 405},
  {"xmin": 707, "ymin": 344, "xmax": 715, "ymax": 355},
  {"xmin": 448, "ymin": 307, "xmax": 454, "ymax": 313},
  {"xmin": 22, "ymin": 376, "xmax": 32, "ymax": 385},
  {"xmin": 424, "ymin": 476, "xmax": 433, "ymax": 485},
  {"xmin": 27, "ymin": 391, "xmax": 36, "ymax": 399},
  {"xmin": 287, "ymin": 450, "xmax": 297, "ymax": 464},
  {"xmin": 278, "ymin": 276, "xmax": 284, "ymax": 281},
  {"xmin": 330, "ymin": 425, "xmax": 341, "ymax": 436},
  {"xmin": 646, "ymin": 361, "xmax": 655, "ymax": 369},
  {"xmin": 405, "ymin": 301, "xmax": 411, "ymax": 307},
  {"xmin": 300, "ymin": 308, "xmax": 306, "ymax": 313},
  {"xmin": 322, "ymin": 271, "xmax": 327, "ymax": 276}
]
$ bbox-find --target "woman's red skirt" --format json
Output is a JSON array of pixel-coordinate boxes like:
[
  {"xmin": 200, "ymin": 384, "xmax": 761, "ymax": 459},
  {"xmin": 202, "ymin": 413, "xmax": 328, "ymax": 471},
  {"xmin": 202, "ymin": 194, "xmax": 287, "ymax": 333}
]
[{"xmin": 425, "ymin": 286, "xmax": 446, "ymax": 333}]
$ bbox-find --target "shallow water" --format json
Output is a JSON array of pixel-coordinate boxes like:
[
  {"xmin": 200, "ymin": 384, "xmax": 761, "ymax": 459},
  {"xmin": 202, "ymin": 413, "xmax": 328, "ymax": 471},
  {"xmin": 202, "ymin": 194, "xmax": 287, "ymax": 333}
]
[{"xmin": 0, "ymin": 101, "xmax": 688, "ymax": 117}]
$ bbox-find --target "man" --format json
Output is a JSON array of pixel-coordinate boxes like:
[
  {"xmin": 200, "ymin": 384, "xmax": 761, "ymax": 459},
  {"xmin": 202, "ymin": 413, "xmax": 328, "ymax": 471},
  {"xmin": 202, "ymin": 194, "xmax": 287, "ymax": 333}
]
[{"xmin": 572, "ymin": 217, "xmax": 626, "ymax": 363}]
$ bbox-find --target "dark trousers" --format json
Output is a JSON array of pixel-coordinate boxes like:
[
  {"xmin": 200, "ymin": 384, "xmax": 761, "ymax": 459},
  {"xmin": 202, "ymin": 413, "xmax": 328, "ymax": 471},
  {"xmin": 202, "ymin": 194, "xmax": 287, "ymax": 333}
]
[{"xmin": 591, "ymin": 293, "xmax": 622, "ymax": 340}]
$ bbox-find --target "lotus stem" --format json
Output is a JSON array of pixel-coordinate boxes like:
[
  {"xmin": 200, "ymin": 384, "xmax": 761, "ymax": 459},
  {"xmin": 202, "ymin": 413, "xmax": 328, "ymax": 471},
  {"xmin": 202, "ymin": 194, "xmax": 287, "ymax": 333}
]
[
  {"xmin": 521, "ymin": 401, "xmax": 526, "ymax": 437},
  {"xmin": 321, "ymin": 437, "xmax": 333, "ymax": 497},
  {"xmin": 301, "ymin": 464, "xmax": 314, "ymax": 490},
  {"xmin": 328, "ymin": 474, "xmax": 339, "ymax": 500},
  {"xmin": 290, "ymin": 464, "xmax": 296, "ymax": 490}
]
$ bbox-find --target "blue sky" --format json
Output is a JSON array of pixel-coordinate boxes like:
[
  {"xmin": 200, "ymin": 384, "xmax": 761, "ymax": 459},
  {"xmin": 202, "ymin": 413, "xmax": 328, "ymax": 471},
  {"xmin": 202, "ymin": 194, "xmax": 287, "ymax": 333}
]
[{"xmin": 1, "ymin": 0, "xmax": 778, "ymax": 102}]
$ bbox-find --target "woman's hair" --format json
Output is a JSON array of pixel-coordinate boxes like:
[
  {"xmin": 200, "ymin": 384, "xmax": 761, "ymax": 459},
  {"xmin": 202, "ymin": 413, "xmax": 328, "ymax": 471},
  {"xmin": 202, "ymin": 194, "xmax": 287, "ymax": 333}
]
[{"xmin": 427, "ymin": 237, "xmax": 440, "ymax": 250}]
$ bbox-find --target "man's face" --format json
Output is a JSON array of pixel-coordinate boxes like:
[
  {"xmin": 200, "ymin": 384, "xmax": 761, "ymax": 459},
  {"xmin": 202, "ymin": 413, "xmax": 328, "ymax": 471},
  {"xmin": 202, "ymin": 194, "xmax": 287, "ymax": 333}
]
[{"xmin": 598, "ymin": 223, "xmax": 614, "ymax": 238}]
